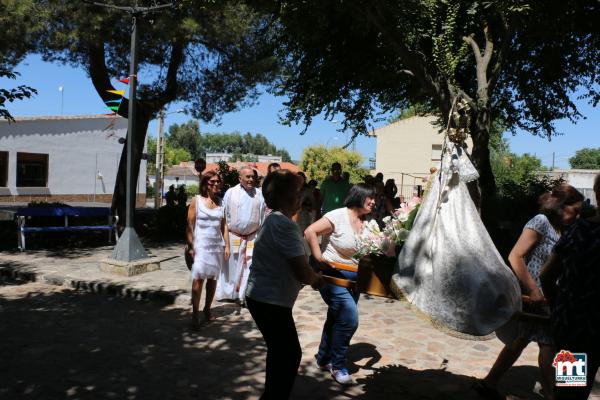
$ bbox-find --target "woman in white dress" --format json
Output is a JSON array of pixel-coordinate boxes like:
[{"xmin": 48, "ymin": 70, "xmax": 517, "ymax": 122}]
[{"xmin": 186, "ymin": 171, "xmax": 230, "ymax": 327}]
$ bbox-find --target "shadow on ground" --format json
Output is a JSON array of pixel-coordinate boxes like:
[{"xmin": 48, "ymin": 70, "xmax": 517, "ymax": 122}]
[
  {"xmin": 0, "ymin": 282, "xmax": 551, "ymax": 400},
  {"xmin": 0, "ymin": 286, "xmax": 264, "ymax": 400},
  {"xmin": 353, "ymin": 364, "xmax": 541, "ymax": 400}
]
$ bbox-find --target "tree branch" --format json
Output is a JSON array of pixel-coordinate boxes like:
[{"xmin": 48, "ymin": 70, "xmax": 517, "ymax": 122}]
[
  {"xmin": 362, "ymin": 3, "xmax": 449, "ymax": 114},
  {"xmin": 87, "ymin": 40, "xmax": 130, "ymax": 117},
  {"xmin": 488, "ymin": 14, "xmax": 511, "ymax": 95},
  {"xmin": 147, "ymin": 40, "xmax": 185, "ymax": 113}
]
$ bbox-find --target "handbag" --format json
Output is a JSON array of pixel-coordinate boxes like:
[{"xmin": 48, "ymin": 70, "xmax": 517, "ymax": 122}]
[{"xmin": 184, "ymin": 244, "xmax": 193, "ymax": 270}]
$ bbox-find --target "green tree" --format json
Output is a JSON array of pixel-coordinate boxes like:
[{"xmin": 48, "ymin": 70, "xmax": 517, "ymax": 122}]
[
  {"xmin": 252, "ymin": 0, "xmax": 600, "ymax": 225},
  {"xmin": 299, "ymin": 145, "xmax": 367, "ymax": 184},
  {"xmin": 0, "ymin": 69, "xmax": 36, "ymax": 122},
  {"xmin": 147, "ymin": 136, "xmax": 192, "ymax": 174},
  {"xmin": 166, "ymin": 120, "xmax": 203, "ymax": 160},
  {"xmin": 0, "ymin": 0, "xmax": 44, "ymax": 121},
  {"xmin": 489, "ymin": 122, "xmax": 547, "ymax": 187},
  {"xmin": 36, "ymin": 1, "xmax": 276, "ymax": 219},
  {"xmin": 167, "ymin": 123, "xmax": 292, "ymax": 161},
  {"xmin": 569, "ymin": 148, "xmax": 600, "ymax": 169}
]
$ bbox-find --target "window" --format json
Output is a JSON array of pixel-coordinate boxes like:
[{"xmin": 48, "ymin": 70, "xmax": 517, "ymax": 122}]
[
  {"xmin": 17, "ymin": 152, "xmax": 48, "ymax": 187},
  {"xmin": 431, "ymin": 144, "xmax": 443, "ymax": 161},
  {"xmin": 0, "ymin": 151, "xmax": 7, "ymax": 187}
]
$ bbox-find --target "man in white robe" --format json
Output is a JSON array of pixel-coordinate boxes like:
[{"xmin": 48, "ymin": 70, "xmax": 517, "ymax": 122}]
[{"xmin": 216, "ymin": 166, "xmax": 266, "ymax": 302}]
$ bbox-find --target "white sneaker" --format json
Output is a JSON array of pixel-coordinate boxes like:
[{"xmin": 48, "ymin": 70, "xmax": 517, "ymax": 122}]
[{"xmin": 331, "ymin": 368, "xmax": 355, "ymax": 386}]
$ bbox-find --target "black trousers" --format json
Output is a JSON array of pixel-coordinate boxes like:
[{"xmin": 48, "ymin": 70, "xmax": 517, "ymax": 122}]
[{"xmin": 246, "ymin": 297, "xmax": 302, "ymax": 400}]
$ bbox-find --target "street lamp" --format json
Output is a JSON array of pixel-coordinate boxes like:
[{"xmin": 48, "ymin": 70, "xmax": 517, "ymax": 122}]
[{"xmin": 154, "ymin": 108, "xmax": 185, "ymax": 209}]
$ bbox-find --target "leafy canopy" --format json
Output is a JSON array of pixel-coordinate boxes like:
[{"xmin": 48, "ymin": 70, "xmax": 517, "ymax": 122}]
[
  {"xmin": 299, "ymin": 145, "xmax": 367, "ymax": 184},
  {"xmin": 166, "ymin": 120, "xmax": 292, "ymax": 161},
  {"xmin": 37, "ymin": 0, "xmax": 277, "ymax": 122},
  {"xmin": 258, "ymin": 0, "xmax": 600, "ymax": 140},
  {"xmin": 0, "ymin": 0, "xmax": 46, "ymax": 120},
  {"xmin": 569, "ymin": 148, "xmax": 600, "ymax": 169}
]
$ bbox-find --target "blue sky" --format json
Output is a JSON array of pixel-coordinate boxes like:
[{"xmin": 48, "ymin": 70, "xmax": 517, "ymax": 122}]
[{"xmin": 2, "ymin": 55, "xmax": 598, "ymax": 168}]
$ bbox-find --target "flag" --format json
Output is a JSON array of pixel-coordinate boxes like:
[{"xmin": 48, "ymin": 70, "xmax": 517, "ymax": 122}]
[{"xmin": 107, "ymin": 89, "xmax": 126, "ymax": 96}]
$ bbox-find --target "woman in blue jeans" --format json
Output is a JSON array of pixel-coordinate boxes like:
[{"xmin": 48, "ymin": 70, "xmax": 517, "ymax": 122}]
[{"xmin": 304, "ymin": 184, "xmax": 375, "ymax": 385}]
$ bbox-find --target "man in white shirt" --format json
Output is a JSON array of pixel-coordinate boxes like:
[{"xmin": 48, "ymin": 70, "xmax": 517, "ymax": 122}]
[{"xmin": 216, "ymin": 165, "xmax": 266, "ymax": 302}]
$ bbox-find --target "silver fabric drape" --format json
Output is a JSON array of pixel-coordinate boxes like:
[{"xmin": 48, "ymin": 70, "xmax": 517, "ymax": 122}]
[{"xmin": 391, "ymin": 142, "xmax": 521, "ymax": 337}]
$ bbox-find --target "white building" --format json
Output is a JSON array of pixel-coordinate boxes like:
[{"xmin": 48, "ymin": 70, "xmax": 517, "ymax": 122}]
[
  {"xmin": 205, "ymin": 152, "xmax": 233, "ymax": 163},
  {"xmin": 0, "ymin": 115, "xmax": 146, "ymax": 205},
  {"xmin": 370, "ymin": 116, "xmax": 472, "ymax": 198},
  {"xmin": 540, "ymin": 169, "xmax": 599, "ymax": 206},
  {"xmin": 205, "ymin": 152, "xmax": 283, "ymax": 164}
]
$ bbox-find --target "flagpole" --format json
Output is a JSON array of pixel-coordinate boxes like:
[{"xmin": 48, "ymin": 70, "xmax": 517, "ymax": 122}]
[{"xmin": 84, "ymin": 0, "xmax": 175, "ymax": 262}]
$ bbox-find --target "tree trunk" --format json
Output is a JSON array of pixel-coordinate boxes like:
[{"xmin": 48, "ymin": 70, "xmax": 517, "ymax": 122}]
[
  {"xmin": 110, "ymin": 112, "xmax": 151, "ymax": 224},
  {"xmin": 469, "ymin": 107, "xmax": 496, "ymax": 229}
]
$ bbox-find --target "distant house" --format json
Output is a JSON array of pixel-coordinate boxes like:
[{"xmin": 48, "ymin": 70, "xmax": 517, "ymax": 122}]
[
  {"xmin": 370, "ymin": 116, "xmax": 472, "ymax": 198},
  {"xmin": 153, "ymin": 160, "xmax": 299, "ymax": 191},
  {"xmin": 0, "ymin": 115, "xmax": 147, "ymax": 205},
  {"xmin": 539, "ymin": 169, "xmax": 599, "ymax": 206},
  {"xmin": 205, "ymin": 152, "xmax": 283, "ymax": 164}
]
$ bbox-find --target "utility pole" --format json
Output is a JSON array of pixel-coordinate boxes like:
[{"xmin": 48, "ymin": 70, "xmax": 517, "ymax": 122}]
[
  {"xmin": 84, "ymin": 0, "xmax": 174, "ymax": 262},
  {"xmin": 552, "ymin": 152, "xmax": 555, "ymax": 171},
  {"xmin": 154, "ymin": 109, "xmax": 165, "ymax": 209}
]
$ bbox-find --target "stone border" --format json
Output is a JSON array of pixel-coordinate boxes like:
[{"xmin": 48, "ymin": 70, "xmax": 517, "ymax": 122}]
[{"xmin": 0, "ymin": 262, "xmax": 190, "ymax": 306}]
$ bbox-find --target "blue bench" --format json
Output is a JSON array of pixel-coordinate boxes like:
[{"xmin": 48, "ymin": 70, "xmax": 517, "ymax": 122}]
[{"xmin": 16, "ymin": 207, "xmax": 118, "ymax": 251}]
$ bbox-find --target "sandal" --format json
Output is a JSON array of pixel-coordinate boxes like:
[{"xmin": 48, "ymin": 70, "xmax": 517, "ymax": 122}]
[{"xmin": 472, "ymin": 381, "xmax": 505, "ymax": 400}]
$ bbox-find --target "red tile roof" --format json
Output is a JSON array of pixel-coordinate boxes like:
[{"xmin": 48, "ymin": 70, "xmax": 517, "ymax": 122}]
[{"xmin": 166, "ymin": 161, "xmax": 300, "ymax": 177}]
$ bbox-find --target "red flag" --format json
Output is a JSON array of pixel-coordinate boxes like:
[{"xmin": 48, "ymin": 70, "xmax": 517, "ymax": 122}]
[{"xmin": 118, "ymin": 74, "xmax": 137, "ymax": 84}]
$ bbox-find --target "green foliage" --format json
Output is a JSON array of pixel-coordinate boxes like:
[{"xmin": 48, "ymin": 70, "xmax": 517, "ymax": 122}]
[
  {"xmin": 387, "ymin": 103, "xmax": 433, "ymax": 124},
  {"xmin": 185, "ymin": 184, "xmax": 199, "ymax": 197},
  {"xmin": 299, "ymin": 145, "xmax": 368, "ymax": 184},
  {"xmin": 0, "ymin": 0, "xmax": 40, "ymax": 120},
  {"xmin": 36, "ymin": 1, "xmax": 277, "ymax": 123},
  {"xmin": 217, "ymin": 161, "xmax": 240, "ymax": 189},
  {"xmin": 261, "ymin": 0, "xmax": 599, "ymax": 141},
  {"xmin": 489, "ymin": 121, "xmax": 548, "ymax": 187},
  {"xmin": 166, "ymin": 121, "xmax": 292, "ymax": 162},
  {"xmin": 147, "ymin": 136, "xmax": 191, "ymax": 169},
  {"xmin": 146, "ymin": 184, "xmax": 155, "ymax": 199},
  {"xmin": 569, "ymin": 148, "xmax": 600, "ymax": 169},
  {"xmin": 491, "ymin": 174, "xmax": 564, "ymax": 258},
  {"xmin": 0, "ymin": 69, "xmax": 37, "ymax": 122},
  {"xmin": 165, "ymin": 121, "xmax": 203, "ymax": 159},
  {"xmin": 152, "ymin": 205, "xmax": 187, "ymax": 240}
]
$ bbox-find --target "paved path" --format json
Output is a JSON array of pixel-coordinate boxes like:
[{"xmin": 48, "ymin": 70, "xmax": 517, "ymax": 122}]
[{"xmin": 1, "ymin": 244, "xmax": 598, "ymax": 399}]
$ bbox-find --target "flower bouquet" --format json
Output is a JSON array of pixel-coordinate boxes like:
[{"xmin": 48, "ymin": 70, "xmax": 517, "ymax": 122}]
[
  {"xmin": 355, "ymin": 197, "xmax": 420, "ymax": 259},
  {"xmin": 355, "ymin": 219, "xmax": 394, "ymax": 259}
]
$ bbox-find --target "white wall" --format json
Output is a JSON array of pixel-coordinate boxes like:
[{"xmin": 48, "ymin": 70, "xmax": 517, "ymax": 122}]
[{"xmin": 0, "ymin": 116, "xmax": 146, "ymax": 197}]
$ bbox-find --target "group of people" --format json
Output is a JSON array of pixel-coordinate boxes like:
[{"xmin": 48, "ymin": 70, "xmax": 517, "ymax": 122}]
[
  {"xmin": 473, "ymin": 180, "xmax": 600, "ymax": 400},
  {"xmin": 184, "ymin": 156, "xmax": 599, "ymax": 400},
  {"xmin": 184, "ymin": 161, "xmax": 390, "ymax": 397}
]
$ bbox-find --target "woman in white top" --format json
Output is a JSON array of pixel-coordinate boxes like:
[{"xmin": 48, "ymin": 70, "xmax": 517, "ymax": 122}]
[
  {"xmin": 245, "ymin": 169, "xmax": 324, "ymax": 400},
  {"xmin": 304, "ymin": 184, "xmax": 376, "ymax": 385},
  {"xmin": 186, "ymin": 171, "xmax": 230, "ymax": 327}
]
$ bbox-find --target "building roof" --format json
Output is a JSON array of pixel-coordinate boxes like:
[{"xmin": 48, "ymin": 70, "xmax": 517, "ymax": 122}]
[
  {"xmin": 0, "ymin": 114, "xmax": 125, "ymax": 123},
  {"xmin": 165, "ymin": 161, "xmax": 300, "ymax": 177}
]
